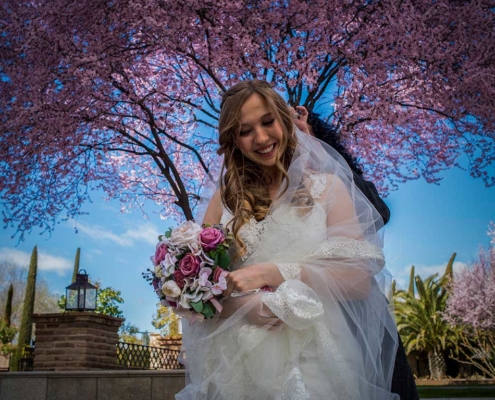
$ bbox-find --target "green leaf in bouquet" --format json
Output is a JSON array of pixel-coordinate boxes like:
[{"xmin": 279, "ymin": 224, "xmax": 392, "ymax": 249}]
[
  {"xmin": 190, "ymin": 300, "xmax": 204, "ymax": 313},
  {"xmin": 216, "ymin": 251, "xmax": 231, "ymax": 270},
  {"xmin": 208, "ymin": 249, "xmax": 218, "ymax": 259},
  {"xmin": 201, "ymin": 303, "xmax": 214, "ymax": 319},
  {"xmin": 165, "ymin": 228, "xmax": 172, "ymax": 239}
]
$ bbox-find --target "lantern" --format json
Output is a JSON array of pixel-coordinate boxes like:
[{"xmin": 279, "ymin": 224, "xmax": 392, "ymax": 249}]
[{"xmin": 65, "ymin": 269, "xmax": 97, "ymax": 311}]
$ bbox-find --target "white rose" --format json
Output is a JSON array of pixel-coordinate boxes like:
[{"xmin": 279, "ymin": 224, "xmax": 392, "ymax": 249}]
[
  {"xmin": 161, "ymin": 280, "xmax": 181, "ymax": 298},
  {"xmin": 154, "ymin": 264, "xmax": 164, "ymax": 279},
  {"xmin": 169, "ymin": 221, "xmax": 202, "ymax": 248}
]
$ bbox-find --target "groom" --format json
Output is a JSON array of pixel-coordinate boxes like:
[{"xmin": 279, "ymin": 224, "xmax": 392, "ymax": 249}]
[{"xmin": 293, "ymin": 108, "xmax": 419, "ymax": 400}]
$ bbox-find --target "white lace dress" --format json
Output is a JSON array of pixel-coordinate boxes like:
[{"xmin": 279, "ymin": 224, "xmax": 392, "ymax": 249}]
[{"xmin": 177, "ymin": 174, "xmax": 391, "ymax": 400}]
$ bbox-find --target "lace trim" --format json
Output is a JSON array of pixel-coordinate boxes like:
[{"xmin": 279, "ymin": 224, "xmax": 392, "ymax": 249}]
[
  {"xmin": 313, "ymin": 321, "xmax": 360, "ymax": 399},
  {"xmin": 276, "ymin": 263, "xmax": 302, "ymax": 280},
  {"xmin": 311, "ymin": 236, "xmax": 385, "ymax": 266},
  {"xmin": 221, "ymin": 173, "xmax": 327, "ymax": 263},
  {"xmin": 221, "ymin": 206, "xmax": 269, "ymax": 263},
  {"xmin": 276, "ymin": 367, "xmax": 311, "ymax": 400},
  {"xmin": 308, "ymin": 174, "xmax": 327, "ymax": 199},
  {"xmin": 262, "ymin": 282, "xmax": 324, "ymax": 330}
]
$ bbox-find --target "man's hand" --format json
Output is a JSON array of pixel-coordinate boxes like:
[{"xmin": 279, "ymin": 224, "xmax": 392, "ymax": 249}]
[{"xmin": 290, "ymin": 105, "xmax": 310, "ymax": 134}]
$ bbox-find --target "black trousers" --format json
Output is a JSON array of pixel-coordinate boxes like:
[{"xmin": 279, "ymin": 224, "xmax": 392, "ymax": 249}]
[
  {"xmin": 341, "ymin": 297, "xmax": 419, "ymax": 399},
  {"xmin": 391, "ymin": 334, "xmax": 419, "ymax": 400}
]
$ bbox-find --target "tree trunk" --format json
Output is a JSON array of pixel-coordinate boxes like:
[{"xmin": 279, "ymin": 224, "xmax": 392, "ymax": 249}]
[{"xmin": 428, "ymin": 348, "xmax": 447, "ymax": 380}]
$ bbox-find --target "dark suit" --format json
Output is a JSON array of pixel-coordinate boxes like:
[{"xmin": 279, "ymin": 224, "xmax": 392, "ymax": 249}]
[{"xmin": 309, "ymin": 112, "xmax": 419, "ymax": 399}]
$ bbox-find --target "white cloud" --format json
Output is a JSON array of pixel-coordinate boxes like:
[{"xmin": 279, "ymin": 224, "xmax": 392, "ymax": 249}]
[
  {"xmin": 0, "ymin": 248, "xmax": 71, "ymax": 276},
  {"xmin": 73, "ymin": 220, "xmax": 160, "ymax": 247},
  {"xmin": 393, "ymin": 260, "xmax": 468, "ymax": 290},
  {"xmin": 123, "ymin": 224, "xmax": 161, "ymax": 246},
  {"xmin": 75, "ymin": 221, "xmax": 131, "ymax": 246}
]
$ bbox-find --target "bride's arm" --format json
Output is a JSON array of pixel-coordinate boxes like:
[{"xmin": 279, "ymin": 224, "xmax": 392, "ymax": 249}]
[
  {"xmin": 202, "ymin": 190, "xmax": 222, "ymax": 225},
  {"xmin": 226, "ymin": 174, "xmax": 378, "ymax": 300}
]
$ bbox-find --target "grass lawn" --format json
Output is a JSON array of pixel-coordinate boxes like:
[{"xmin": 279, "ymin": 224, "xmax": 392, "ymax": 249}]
[{"xmin": 418, "ymin": 385, "xmax": 495, "ymax": 398}]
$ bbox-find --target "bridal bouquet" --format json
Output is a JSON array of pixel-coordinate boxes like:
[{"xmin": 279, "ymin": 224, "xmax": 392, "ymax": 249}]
[{"xmin": 143, "ymin": 221, "xmax": 233, "ymax": 320}]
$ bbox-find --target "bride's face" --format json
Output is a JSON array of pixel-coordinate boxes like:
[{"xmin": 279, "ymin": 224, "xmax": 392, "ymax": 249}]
[{"xmin": 236, "ymin": 93, "xmax": 284, "ymax": 171}]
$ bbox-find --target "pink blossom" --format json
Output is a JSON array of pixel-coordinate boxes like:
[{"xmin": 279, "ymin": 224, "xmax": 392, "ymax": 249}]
[
  {"xmin": 199, "ymin": 227, "xmax": 225, "ymax": 251},
  {"xmin": 198, "ymin": 267, "xmax": 213, "ymax": 287},
  {"xmin": 179, "ymin": 253, "xmax": 201, "ymax": 277},
  {"xmin": 1, "ymin": 0, "xmax": 494, "ymax": 241},
  {"xmin": 444, "ymin": 240, "xmax": 495, "ymax": 330},
  {"xmin": 211, "ymin": 276, "xmax": 227, "ymax": 295}
]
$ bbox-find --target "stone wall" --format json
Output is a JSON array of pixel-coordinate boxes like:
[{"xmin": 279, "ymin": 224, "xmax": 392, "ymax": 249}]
[
  {"xmin": 32, "ymin": 312, "xmax": 124, "ymax": 371},
  {"xmin": 0, "ymin": 370, "xmax": 185, "ymax": 400}
]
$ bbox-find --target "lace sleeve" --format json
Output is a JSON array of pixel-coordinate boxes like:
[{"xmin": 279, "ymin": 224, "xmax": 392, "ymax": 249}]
[
  {"xmin": 264, "ymin": 237, "xmax": 384, "ymax": 329},
  {"xmin": 309, "ymin": 173, "xmax": 328, "ymax": 199},
  {"xmin": 276, "ymin": 263, "xmax": 302, "ymax": 280},
  {"xmin": 262, "ymin": 280, "xmax": 324, "ymax": 330},
  {"xmin": 276, "ymin": 237, "xmax": 384, "ymax": 282},
  {"xmin": 311, "ymin": 237, "xmax": 385, "ymax": 272}
]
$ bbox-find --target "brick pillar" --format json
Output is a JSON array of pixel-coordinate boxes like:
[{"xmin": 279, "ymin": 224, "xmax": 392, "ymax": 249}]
[{"xmin": 32, "ymin": 312, "xmax": 124, "ymax": 371}]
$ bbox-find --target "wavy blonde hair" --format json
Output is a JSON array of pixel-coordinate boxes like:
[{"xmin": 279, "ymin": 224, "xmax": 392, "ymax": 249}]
[{"xmin": 218, "ymin": 80, "xmax": 298, "ymax": 260}]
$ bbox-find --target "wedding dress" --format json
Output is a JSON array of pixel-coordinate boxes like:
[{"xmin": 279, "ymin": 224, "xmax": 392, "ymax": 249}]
[{"xmin": 176, "ymin": 130, "xmax": 399, "ymax": 400}]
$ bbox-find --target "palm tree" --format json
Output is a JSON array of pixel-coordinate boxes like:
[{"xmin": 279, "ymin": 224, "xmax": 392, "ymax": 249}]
[{"xmin": 394, "ymin": 253, "xmax": 458, "ymax": 380}]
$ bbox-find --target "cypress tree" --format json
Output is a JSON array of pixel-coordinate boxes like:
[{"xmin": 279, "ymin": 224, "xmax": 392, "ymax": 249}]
[
  {"xmin": 440, "ymin": 252, "xmax": 456, "ymax": 296},
  {"xmin": 443, "ymin": 252, "xmax": 456, "ymax": 283},
  {"xmin": 12, "ymin": 246, "xmax": 38, "ymax": 371},
  {"xmin": 72, "ymin": 247, "xmax": 81, "ymax": 283},
  {"xmin": 4, "ymin": 284, "xmax": 13, "ymax": 326},
  {"xmin": 408, "ymin": 265, "xmax": 415, "ymax": 296}
]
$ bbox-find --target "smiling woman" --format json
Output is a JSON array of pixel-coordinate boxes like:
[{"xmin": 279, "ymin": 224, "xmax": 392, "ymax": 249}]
[
  {"xmin": 236, "ymin": 94, "xmax": 284, "ymax": 175},
  {"xmin": 176, "ymin": 80, "xmax": 400, "ymax": 400}
]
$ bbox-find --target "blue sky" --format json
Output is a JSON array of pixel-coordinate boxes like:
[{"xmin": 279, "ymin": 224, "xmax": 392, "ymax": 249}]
[{"xmin": 0, "ymin": 163, "xmax": 494, "ymax": 333}]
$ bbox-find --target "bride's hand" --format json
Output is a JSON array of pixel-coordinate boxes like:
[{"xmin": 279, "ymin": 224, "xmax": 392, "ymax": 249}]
[
  {"xmin": 222, "ymin": 263, "xmax": 285, "ymax": 297},
  {"xmin": 222, "ymin": 264, "xmax": 267, "ymax": 297},
  {"xmin": 220, "ymin": 291, "xmax": 282, "ymax": 329}
]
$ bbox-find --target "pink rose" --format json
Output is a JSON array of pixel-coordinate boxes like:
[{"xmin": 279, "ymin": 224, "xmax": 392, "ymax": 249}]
[
  {"xmin": 154, "ymin": 243, "xmax": 168, "ymax": 265},
  {"xmin": 179, "ymin": 253, "xmax": 201, "ymax": 277},
  {"xmin": 213, "ymin": 267, "xmax": 228, "ymax": 283},
  {"xmin": 200, "ymin": 227, "xmax": 225, "ymax": 251}
]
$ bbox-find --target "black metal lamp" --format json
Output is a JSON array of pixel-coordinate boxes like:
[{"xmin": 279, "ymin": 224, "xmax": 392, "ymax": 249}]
[{"xmin": 65, "ymin": 269, "xmax": 98, "ymax": 311}]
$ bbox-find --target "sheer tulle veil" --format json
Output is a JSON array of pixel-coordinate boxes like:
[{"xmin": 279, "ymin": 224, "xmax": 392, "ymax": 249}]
[{"xmin": 177, "ymin": 128, "xmax": 399, "ymax": 400}]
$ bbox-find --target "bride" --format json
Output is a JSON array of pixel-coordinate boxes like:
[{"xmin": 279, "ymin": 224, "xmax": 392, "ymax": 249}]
[{"xmin": 176, "ymin": 80, "xmax": 399, "ymax": 399}]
